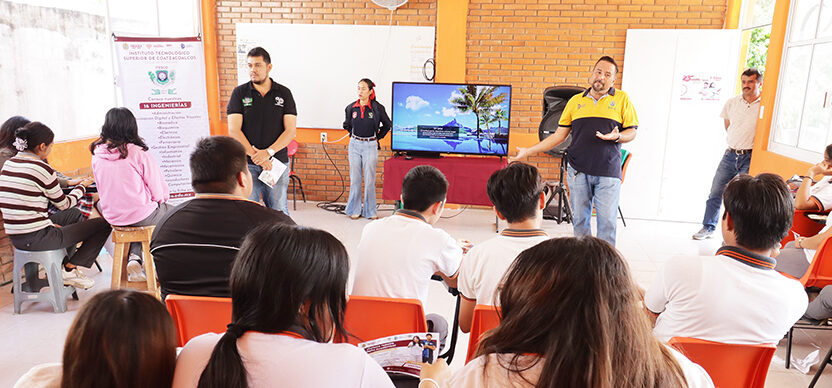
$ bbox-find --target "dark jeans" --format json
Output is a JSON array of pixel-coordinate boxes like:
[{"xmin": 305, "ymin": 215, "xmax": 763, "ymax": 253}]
[
  {"xmin": 701, "ymin": 150, "xmax": 752, "ymax": 230},
  {"xmin": 9, "ymin": 208, "xmax": 112, "ymax": 268}
]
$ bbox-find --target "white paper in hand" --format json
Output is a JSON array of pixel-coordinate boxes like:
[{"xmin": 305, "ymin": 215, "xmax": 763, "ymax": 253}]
[{"xmin": 257, "ymin": 157, "xmax": 287, "ymax": 188}]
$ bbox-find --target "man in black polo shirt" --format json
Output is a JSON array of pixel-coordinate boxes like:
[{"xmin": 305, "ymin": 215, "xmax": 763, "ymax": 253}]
[
  {"xmin": 227, "ymin": 47, "xmax": 297, "ymax": 215},
  {"xmin": 151, "ymin": 136, "xmax": 294, "ymax": 299}
]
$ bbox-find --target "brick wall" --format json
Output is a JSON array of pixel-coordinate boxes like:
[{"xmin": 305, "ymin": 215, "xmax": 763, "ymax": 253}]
[{"xmin": 212, "ymin": 0, "xmax": 726, "ymax": 202}]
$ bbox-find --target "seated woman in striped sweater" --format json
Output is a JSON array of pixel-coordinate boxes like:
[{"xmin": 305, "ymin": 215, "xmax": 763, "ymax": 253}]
[{"xmin": 0, "ymin": 122, "xmax": 111, "ymax": 289}]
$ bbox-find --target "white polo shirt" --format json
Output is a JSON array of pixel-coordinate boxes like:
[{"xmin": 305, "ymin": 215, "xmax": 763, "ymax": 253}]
[
  {"xmin": 644, "ymin": 246, "xmax": 807, "ymax": 344},
  {"xmin": 458, "ymin": 229, "xmax": 549, "ymax": 306},
  {"xmin": 809, "ymin": 176, "xmax": 832, "ymax": 211},
  {"xmin": 351, "ymin": 211, "xmax": 463, "ymax": 307},
  {"xmin": 449, "ymin": 349, "xmax": 714, "ymax": 387},
  {"xmin": 720, "ymin": 95, "xmax": 761, "ymax": 150},
  {"xmin": 172, "ymin": 332, "xmax": 394, "ymax": 388}
]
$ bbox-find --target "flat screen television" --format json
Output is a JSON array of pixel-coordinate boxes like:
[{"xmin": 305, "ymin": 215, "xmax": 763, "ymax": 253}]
[{"xmin": 390, "ymin": 82, "xmax": 511, "ymax": 157}]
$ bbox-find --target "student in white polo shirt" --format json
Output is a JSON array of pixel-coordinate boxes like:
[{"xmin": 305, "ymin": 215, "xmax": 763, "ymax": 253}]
[
  {"xmin": 352, "ymin": 165, "xmax": 468, "ymax": 343},
  {"xmin": 457, "ymin": 162, "xmax": 549, "ymax": 333},
  {"xmin": 645, "ymin": 173, "xmax": 807, "ymax": 344},
  {"xmin": 774, "ymin": 144, "xmax": 832, "ymax": 279}
]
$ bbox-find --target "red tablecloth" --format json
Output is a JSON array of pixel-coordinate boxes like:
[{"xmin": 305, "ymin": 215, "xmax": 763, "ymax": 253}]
[{"xmin": 382, "ymin": 156, "xmax": 508, "ymax": 206}]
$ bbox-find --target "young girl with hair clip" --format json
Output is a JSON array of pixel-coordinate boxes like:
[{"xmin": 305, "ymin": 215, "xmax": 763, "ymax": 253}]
[
  {"xmin": 172, "ymin": 223, "xmax": 394, "ymax": 388},
  {"xmin": 342, "ymin": 78, "xmax": 392, "ymax": 220},
  {"xmin": 91, "ymin": 107, "xmax": 171, "ymax": 282},
  {"xmin": 0, "ymin": 122, "xmax": 111, "ymax": 289},
  {"xmin": 14, "ymin": 290, "xmax": 178, "ymax": 388},
  {"xmin": 421, "ymin": 237, "xmax": 714, "ymax": 388}
]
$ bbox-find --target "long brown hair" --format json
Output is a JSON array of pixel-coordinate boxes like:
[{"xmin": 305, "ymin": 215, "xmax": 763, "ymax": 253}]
[
  {"xmin": 477, "ymin": 237, "xmax": 688, "ymax": 388},
  {"xmin": 61, "ymin": 290, "xmax": 177, "ymax": 388}
]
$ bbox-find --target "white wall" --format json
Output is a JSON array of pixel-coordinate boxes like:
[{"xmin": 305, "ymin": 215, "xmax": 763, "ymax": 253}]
[{"xmin": 621, "ymin": 29, "xmax": 741, "ymax": 223}]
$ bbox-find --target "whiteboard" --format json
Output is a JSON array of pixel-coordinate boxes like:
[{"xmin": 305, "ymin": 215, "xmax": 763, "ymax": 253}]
[
  {"xmin": 620, "ymin": 29, "xmax": 741, "ymax": 223},
  {"xmin": 235, "ymin": 23, "xmax": 435, "ymax": 129}
]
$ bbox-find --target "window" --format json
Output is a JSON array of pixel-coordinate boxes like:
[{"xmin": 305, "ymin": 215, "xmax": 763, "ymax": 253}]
[
  {"xmin": 769, "ymin": 0, "xmax": 832, "ymax": 162},
  {"xmin": 739, "ymin": 0, "xmax": 774, "ymax": 73}
]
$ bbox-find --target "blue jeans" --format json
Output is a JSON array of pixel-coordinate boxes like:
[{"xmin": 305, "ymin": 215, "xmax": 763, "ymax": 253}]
[
  {"xmin": 566, "ymin": 165, "xmax": 621, "ymax": 246},
  {"xmin": 248, "ymin": 161, "xmax": 290, "ymax": 216},
  {"xmin": 345, "ymin": 138, "xmax": 378, "ymax": 218},
  {"xmin": 701, "ymin": 150, "xmax": 752, "ymax": 230}
]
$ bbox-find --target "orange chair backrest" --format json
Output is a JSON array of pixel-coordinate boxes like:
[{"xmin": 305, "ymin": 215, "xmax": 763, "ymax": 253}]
[
  {"xmin": 165, "ymin": 294, "xmax": 233, "ymax": 347},
  {"xmin": 621, "ymin": 151, "xmax": 633, "ymax": 182},
  {"xmin": 668, "ymin": 337, "xmax": 775, "ymax": 388},
  {"xmin": 466, "ymin": 305, "xmax": 501, "ymax": 364},
  {"xmin": 781, "ymin": 209, "xmax": 829, "ymax": 247},
  {"xmin": 338, "ymin": 295, "xmax": 427, "ymax": 345},
  {"xmin": 287, "ymin": 139, "xmax": 299, "ymax": 157},
  {"xmin": 801, "ymin": 234, "xmax": 832, "ymax": 289}
]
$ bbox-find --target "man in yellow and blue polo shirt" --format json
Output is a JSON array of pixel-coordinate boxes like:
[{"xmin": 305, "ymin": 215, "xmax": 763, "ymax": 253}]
[{"xmin": 513, "ymin": 56, "xmax": 638, "ymax": 246}]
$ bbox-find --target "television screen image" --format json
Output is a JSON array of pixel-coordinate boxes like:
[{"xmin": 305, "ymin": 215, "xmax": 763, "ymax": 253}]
[{"xmin": 391, "ymin": 82, "xmax": 511, "ymax": 156}]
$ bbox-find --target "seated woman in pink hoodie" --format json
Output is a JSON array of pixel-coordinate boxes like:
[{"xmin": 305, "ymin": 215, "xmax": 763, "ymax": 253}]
[{"xmin": 91, "ymin": 107, "xmax": 171, "ymax": 282}]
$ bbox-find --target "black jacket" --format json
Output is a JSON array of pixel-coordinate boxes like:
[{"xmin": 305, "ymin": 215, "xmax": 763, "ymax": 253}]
[{"xmin": 343, "ymin": 99, "xmax": 392, "ymax": 139}]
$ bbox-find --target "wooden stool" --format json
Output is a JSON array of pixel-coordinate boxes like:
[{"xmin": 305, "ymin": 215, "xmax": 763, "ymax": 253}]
[{"xmin": 111, "ymin": 226, "xmax": 159, "ymax": 299}]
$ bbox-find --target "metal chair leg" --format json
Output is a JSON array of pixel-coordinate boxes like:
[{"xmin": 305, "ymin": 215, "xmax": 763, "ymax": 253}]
[
  {"xmin": 786, "ymin": 327, "xmax": 793, "ymax": 369},
  {"xmin": 618, "ymin": 206, "xmax": 627, "ymax": 227},
  {"xmin": 809, "ymin": 344, "xmax": 832, "ymax": 388}
]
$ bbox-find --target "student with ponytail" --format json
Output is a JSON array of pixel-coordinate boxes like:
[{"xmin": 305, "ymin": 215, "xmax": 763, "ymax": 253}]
[
  {"xmin": 342, "ymin": 78, "xmax": 392, "ymax": 219},
  {"xmin": 172, "ymin": 223, "xmax": 394, "ymax": 388},
  {"xmin": 0, "ymin": 122, "xmax": 111, "ymax": 289}
]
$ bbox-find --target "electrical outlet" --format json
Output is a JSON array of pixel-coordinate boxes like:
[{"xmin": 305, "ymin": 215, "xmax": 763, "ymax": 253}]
[{"xmin": 320, "ymin": 132, "xmax": 328, "ymax": 143}]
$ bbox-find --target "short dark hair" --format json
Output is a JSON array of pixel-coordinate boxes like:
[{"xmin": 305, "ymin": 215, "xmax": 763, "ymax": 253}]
[
  {"xmin": 247, "ymin": 47, "xmax": 271, "ymax": 64},
  {"xmin": 742, "ymin": 68, "xmax": 763, "ymax": 81},
  {"xmin": 487, "ymin": 162, "xmax": 543, "ymax": 223},
  {"xmin": 826, "ymin": 144, "xmax": 832, "ymax": 161},
  {"xmin": 722, "ymin": 173, "xmax": 793, "ymax": 250},
  {"xmin": 190, "ymin": 136, "xmax": 248, "ymax": 194},
  {"xmin": 0, "ymin": 116, "xmax": 30, "ymax": 152},
  {"xmin": 15, "ymin": 122, "xmax": 54, "ymax": 152},
  {"xmin": 595, "ymin": 56, "xmax": 618, "ymax": 74},
  {"xmin": 401, "ymin": 165, "xmax": 448, "ymax": 212},
  {"xmin": 62, "ymin": 290, "xmax": 177, "ymax": 388}
]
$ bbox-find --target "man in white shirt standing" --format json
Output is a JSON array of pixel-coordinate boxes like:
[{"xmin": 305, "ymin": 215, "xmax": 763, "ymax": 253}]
[
  {"xmin": 457, "ymin": 162, "xmax": 549, "ymax": 333},
  {"xmin": 693, "ymin": 68, "xmax": 763, "ymax": 240},
  {"xmin": 352, "ymin": 165, "xmax": 469, "ymax": 344},
  {"xmin": 645, "ymin": 173, "xmax": 807, "ymax": 344}
]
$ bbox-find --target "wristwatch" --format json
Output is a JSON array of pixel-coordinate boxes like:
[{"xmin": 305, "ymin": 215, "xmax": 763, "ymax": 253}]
[{"xmin": 267, "ymin": 148, "xmax": 275, "ymax": 157}]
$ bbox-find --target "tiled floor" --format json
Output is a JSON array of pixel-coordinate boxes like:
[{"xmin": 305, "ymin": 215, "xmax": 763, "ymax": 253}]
[{"xmin": 0, "ymin": 202, "xmax": 830, "ymax": 387}]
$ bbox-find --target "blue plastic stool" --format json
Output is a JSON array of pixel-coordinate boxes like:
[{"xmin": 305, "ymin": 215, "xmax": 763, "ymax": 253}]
[{"xmin": 13, "ymin": 248, "xmax": 77, "ymax": 313}]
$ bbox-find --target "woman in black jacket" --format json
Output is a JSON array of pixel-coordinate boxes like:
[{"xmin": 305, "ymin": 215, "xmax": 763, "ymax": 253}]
[{"xmin": 342, "ymin": 78, "xmax": 391, "ymax": 219}]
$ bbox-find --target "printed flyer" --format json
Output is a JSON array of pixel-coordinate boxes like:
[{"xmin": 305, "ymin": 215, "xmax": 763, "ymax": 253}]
[{"xmin": 359, "ymin": 332, "xmax": 441, "ymax": 378}]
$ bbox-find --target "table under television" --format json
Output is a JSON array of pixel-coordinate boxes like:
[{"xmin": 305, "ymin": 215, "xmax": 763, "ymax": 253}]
[{"xmin": 382, "ymin": 155, "xmax": 508, "ymax": 230}]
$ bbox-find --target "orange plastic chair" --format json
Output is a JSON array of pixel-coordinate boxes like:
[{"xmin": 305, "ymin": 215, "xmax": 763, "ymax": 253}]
[
  {"xmin": 800, "ymin": 234, "xmax": 832, "ymax": 289},
  {"xmin": 165, "ymin": 294, "xmax": 233, "ymax": 347},
  {"xmin": 465, "ymin": 305, "xmax": 501, "ymax": 364},
  {"xmin": 668, "ymin": 337, "xmax": 775, "ymax": 388},
  {"xmin": 337, "ymin": 295, "xmax": 427, "ymax": 345},
  {"xmin": 287, "ymin": 139, "xmax": 306, "ymax": 210},
  {"xmin": 781, "ymin": 209, "xmax": 829, "ymax": 247}
]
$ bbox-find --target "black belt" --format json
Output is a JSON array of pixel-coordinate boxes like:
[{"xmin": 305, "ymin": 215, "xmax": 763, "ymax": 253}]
[
  {"xmin": 727, "ymin": 148, "xmax": 752, "ymax": 155},
  {"xmin": 352, "ymin": 135, "xmax": 377, "ymax": 142}
]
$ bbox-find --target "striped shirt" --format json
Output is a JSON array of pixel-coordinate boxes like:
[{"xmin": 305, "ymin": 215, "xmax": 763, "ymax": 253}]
[{"xmin": 0, "ymin": 153, "xmax": 85, "ymax": 234}]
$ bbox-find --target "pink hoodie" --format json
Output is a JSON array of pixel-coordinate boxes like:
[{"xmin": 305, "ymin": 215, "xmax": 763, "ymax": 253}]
[{"xmin": 92, "ymin": 143, "xmax": 169, "ymax": 226}]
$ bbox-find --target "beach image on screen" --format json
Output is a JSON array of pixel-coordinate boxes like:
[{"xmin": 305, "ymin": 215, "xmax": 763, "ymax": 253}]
[{"xmin": 391, "ymin": 83, "xmax": 511, "ymax": 156}]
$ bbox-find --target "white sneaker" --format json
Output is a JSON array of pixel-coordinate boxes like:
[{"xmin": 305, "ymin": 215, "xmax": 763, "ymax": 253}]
[
  {"xmin": 62, "ymin": 267, "xmax": 94, "ymax": 289},
  {"xmin": 126, "ymin": 256, "xmax": 146, "ymax": 282}
]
